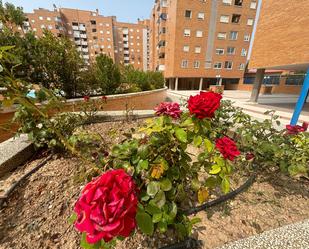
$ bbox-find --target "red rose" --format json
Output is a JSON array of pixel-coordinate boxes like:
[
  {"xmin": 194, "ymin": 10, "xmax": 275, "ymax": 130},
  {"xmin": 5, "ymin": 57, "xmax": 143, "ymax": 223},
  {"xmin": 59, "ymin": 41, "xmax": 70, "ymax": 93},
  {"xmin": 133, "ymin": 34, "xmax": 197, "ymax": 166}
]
[
  {"xmin": 74, "ymin": 169, "xmax": 138, "ymax": 244},
  {"xmin": 84, "ymin": 96, "xmax": 90, "ymax": 102},
  {"xmin": 286, "ymin": 122, "xmax": 308, "ymax": 135},
  {"xmin": 245, "ymin": 152, "xmax": 255, "ymax": 161},
  {"xmin": 216, "ymin": 137, "xmax": 240, "ymax": 161},
  {"xmin": 155, "ymin": 102, "xmax": 182, "ymax": 119},
  {"xmin": 187, "ymin": 91, "xmax": 222, "ymax": 119}
]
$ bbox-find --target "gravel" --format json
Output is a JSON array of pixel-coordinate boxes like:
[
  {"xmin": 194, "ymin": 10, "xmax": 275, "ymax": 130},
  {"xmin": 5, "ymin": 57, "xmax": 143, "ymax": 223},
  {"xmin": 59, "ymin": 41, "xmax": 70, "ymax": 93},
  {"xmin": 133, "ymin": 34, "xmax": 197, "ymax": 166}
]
[{"xmin": 218, "ymin": 219, "xmax": 309, "ymax": 249}]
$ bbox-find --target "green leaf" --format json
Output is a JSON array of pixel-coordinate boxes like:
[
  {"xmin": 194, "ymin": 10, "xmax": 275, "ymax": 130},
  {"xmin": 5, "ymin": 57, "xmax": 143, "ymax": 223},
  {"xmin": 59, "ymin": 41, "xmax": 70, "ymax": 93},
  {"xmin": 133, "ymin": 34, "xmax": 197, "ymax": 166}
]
[
  {"xmin": 209, "ymin": 164, "xmax": 221, "ymax": 175},
  {"xmin": 169, "ymin": 202, "xmax": 177, "ymax": 219},
  {"xmin": 181, "ymin": 117, "xmax": 193, "ymax": 127},
  {"xmin": 204, "ymin": 139, "xmax": 214, "ymax": 153},
  {"xmin": 150, "ymin": 190, "xmax": 166, "ymax": 208},
  {"xmin": 221, "ymin": 177, "xmax": 230, "ymax": 194},
  {"xmin": 175, "ymin": 223, "xmax": 187, "ymax": 239},
  {"xmin": 68, "ymin": 213, "xmax": 77, "ymax": 224},
  {"xmin": 138, "ymin": 159, "xmax": 149, "ymax": 170},
  {"xmin": 191, "ymin": 178, "xmax": 201, "ymax": 191},
  {"xmin": 138, "ymin": 145, "xmax": 150, "ymax": 159},
  {"xmin": 160, "ymin": 178, "xmax": 172, "ymax": 192},
  {"xmin": 152, "ymin": 213, "xmax": 162, "ymax": 223},
  {"xmin": 157, "ymin": 220, "xmax": 168, "ymax": 233},
  {"xmin": 175, "ymin": 128, "xmax": 187, "ymax": 143},
  {"xmin": 136, "ymin": 210, "xmax": 154, "ymax": 235},
  {"xmin": 145, "ymin": 204, "xmax": 161, "ymax": 215},
  {"xmin": 190, "ymin": 217, "xmax": 202, "ymax": 225},
  {"xmin": 80, "ymin": 233, "xmax": 101, "ymax": 249},
  {"xmin": 193, "ymin": 135, "xmax": 203, "ymax": 147},
  {"xmin": 147, "ymin": 181, "xmax": 160, "ymax": 197}
]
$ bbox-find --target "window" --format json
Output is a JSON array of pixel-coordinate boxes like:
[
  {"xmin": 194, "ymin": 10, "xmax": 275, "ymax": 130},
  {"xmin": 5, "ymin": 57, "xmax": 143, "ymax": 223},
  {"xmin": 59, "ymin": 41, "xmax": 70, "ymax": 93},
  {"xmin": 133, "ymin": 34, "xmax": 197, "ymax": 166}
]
[
  {"xmin": 31, "ymin": 19, "xmax": 35, "ymax": 23},
  {"xmin": 198, "ymin": 12, "xmax": 205, "ymax": 20},
  {"xmin": 195, "ymin": 46, "xmax": 201, "ymax": 53},
  {"xmin": 40, "ymin": 24, "xmax": 45, "ymax": 29},
  {"xmin": 39, "ymin": 16, "xmax": 43, "ymax": 20},
  {"xmin": 247, "ymin": 18, "xmax": 254, "ymax": 26},
  {"xmin": 181, "ymin": 60, "xmax": 189, "ymax": 68},
  {"xmin": 244, "ymin": 34, "xmax": 251, "ymax": 41},
  {"xmin": 194, "ymin": 61, "xmax": 200, "ymax": 69},
  {"xmin": 100, "ymin": 30, "xmax": 103, "ymax": 34},
  {"xmin": 185, "ymin": 10, "xmax": 192, "ymax": 18},
  {"xmin": 217, "ymin": 32, "xmax": 227, "ymax": 40},
  {"xmin": 183, "ymin": 45, "xmax": 190, "ymax": 52},
  {"xmin": 220, "ymin": 15, "xmax": 229, "ymax": 23},
  {"xmin": 184, "ymin": 29, "xmax": 191, "ymax": 37},
  {"xmin": 205, "ymin": 62, "xmax": 212, "ymax": 69},
  {"xmin": 48, "ymin": 25, "xmax": 53, "ymax": 30},
  {"xmin": 196, "ymin": 30, "xmax": 203, "ymax": 37},
  {"xmin": 92, "ymin": 28, "xmax": 97, "ymax": 32},
  {"xmin": 229, "ymin": 31, "xmax": 238, "ymax": 40},
  {"xmin": 234, "ymin": 0, "xmax": 243, "ymax": 6},
  {"xmin": 106, "ymin": 23, "xmax": 110, "ymax": 27},
  {"xmin": 216, "ymin": 48, "xmax": 224, "ymax": 55},
  {"xmin": 214, "ymin": 62, "xmax": 222, "ymax": 69},
  {"xmin": 232, "ymin": 14, "xmax": 241, "ymax": 24},
  {"xmin": 222, "ymin": 0, "xmax": 232, "ymax": 5},
  {"xmin": 227, "ymin": 47, "xmax": 236, "ymax": 55},
  {"xmin": 90, "ymin": 20, "xmax": 96, "ymax": 25},
  {"xmin": 239, "ymin": 63, "xmax": 245, "ymax": 70},
  {"xmin": 241, "ymin": 48, "xmax": 247, "ymax": 56},
  {"xmin": 224, "ymin": 61, "xmax": 233, "ymax": 69},
  {"xmin": 250, "ymin": 1, "xmax": 257, "ymax": 9},
  {"xmin": 47, "ymin": 17, "xmax": 51, "ymax": 21},
  {"xmin": 107, "ymin": 31, "xmax": 110, "ymax": 35},
  {"xmin": 161, "ymin": 0, "xmax": 168, "ymax": 7}
]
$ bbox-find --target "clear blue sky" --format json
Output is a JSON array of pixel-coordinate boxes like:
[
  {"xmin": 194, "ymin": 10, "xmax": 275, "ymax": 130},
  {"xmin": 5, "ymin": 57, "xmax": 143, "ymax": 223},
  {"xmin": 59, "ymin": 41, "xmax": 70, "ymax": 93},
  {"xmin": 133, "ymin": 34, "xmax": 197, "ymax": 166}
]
[{"xmin": 7, "ymin": 0, "xmax": 154, "ymax": 23}]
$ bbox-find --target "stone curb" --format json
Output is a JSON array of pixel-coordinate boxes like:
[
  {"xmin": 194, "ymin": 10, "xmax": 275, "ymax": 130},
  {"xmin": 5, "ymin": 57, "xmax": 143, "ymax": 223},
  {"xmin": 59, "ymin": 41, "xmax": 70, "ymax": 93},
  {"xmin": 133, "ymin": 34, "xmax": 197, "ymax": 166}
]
[{"xmin": 0, "ymin": 110, "xmax": 155, "ymax": 177}]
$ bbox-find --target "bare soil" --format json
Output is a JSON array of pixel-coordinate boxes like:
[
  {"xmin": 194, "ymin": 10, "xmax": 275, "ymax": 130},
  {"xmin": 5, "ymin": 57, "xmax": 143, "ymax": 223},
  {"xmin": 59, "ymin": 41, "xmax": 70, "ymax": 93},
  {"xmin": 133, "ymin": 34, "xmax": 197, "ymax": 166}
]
[{"xmin": 0, "ymin": 120, "xmax": 308, "ymax": 249}]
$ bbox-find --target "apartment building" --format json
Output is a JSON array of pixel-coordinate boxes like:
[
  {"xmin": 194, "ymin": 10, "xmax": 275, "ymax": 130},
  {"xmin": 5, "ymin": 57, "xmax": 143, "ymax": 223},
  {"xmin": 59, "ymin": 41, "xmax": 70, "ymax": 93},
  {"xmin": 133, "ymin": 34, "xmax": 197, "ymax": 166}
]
[
  {"xmin": 246, "ymin": 0, "xmax": 309, "ymax": 97},
  {"xmin": 22, "ymin": 7, "xmax": 150, "ymax": 69},
  {"xmin": 150, "ymin": 0, "xmax": 258, "ymax": 90}
]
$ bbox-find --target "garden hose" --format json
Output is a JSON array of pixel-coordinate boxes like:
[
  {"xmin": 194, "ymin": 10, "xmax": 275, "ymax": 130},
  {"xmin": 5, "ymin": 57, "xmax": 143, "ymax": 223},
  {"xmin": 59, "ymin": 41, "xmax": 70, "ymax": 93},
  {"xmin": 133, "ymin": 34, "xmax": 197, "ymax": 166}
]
[{"xmin": 184, "ymin": 173, "xmax": 257, "ymax": 216}]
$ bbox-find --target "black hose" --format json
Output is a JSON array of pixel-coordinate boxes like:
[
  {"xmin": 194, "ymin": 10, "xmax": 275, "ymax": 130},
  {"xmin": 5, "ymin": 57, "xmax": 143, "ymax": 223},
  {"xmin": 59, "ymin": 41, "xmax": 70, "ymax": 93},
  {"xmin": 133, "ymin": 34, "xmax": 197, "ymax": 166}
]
[
  {"xmin": 183, "ymin": 173, "xmax": 256, "ymax": 216},
  {"xmin": 159, "ymin": 237, "xmax": 201, "ymax": 249}
]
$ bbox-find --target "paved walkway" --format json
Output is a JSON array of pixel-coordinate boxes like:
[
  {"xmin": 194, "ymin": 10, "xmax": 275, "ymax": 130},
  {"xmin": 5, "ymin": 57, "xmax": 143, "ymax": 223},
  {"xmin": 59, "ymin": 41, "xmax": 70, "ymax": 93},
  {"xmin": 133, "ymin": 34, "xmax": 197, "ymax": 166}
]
[
  {"xmin": 217, "ymin": 220, "xmax": 309, "ymax": 249},
  {"xmin": 168, "ymin": 90, "xmax": 309, "ymax": 127}
]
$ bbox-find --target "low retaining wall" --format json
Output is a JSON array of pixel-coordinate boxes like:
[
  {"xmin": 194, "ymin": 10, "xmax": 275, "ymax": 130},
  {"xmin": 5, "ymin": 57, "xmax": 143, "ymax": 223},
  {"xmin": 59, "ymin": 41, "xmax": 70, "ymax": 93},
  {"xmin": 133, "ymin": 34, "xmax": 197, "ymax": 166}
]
[{"xmin": 0, "ymin": 88, "xmax": 167, "ymax": 142}]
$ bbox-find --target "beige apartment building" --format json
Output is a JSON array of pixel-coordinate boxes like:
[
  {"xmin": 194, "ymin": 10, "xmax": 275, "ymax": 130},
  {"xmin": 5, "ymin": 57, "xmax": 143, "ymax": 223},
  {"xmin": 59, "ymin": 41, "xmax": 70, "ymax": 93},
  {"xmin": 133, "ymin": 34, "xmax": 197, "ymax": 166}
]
[
  {"xmin": 23, "ymin": 7, "xmax": 150, "ymax": 70},
  {"xmin": 150, "ymin": 0, "xmax": 258, "ymax": 90}
]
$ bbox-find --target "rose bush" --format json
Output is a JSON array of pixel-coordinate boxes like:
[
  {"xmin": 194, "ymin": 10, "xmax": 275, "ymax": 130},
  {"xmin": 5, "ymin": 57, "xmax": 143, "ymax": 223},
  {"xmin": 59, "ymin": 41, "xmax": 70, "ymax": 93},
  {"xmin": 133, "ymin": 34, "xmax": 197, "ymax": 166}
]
[
  {"xmin": 74, "ymin": 169, "xmax": 138, "ymax": 244},
  {"xmin": 286, "ymin": 122, "xmax": 308, "ymax": 135}
]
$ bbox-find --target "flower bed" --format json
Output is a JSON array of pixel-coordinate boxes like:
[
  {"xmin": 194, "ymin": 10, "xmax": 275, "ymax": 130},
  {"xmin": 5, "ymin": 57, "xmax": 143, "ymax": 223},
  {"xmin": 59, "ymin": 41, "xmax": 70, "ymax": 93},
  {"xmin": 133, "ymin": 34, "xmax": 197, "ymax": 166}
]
[{"xmin": 0, "ymin": 120, "xmax": 308, "ymax": 249}]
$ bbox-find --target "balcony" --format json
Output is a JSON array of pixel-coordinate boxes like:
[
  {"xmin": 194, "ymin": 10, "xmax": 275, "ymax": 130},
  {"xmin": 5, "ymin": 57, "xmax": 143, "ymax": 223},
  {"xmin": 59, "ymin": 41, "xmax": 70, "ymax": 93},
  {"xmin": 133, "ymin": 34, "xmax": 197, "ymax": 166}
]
[
  {"xmin": 123, "ymin": 37, "xmax": 129, "ymax": 42},
  {"xmin": 72, "ymin": 26, "xmax": 79, "ymax": 31},
  {"xmin": 81, "ymin": 41, "xmax": 88, "ymax": 45},
  {"xmin": 82, "ymin": 48, "xmax": 89, "ymax": 52},
  {"xmin": 80, "ymin": 34, "xmax": 87, "ymax": 38},
  {"xmin": 122, "ymin": 29, "xmax": 129, "ymax": 35},
  {"xmin": 124, "ymin": 50, "xmax": 130, "ymax": 55},
  {"xmin": 123, "ymin": 43, "xmax": 129, "ymax": 48},
  {"xmin": 79, "ymin": 26, "xmax": 86, "ymax": 31},
  {"xmin": 73, "ymin": 32, "xmax": 80, "ymax": 38},
  {"xmin": 83, "ymin": 55, "xmax": 90, "ymax": 59},
  {"xmin": 74, "ymin": 40, "xmax": 81, "ymax": 45}
]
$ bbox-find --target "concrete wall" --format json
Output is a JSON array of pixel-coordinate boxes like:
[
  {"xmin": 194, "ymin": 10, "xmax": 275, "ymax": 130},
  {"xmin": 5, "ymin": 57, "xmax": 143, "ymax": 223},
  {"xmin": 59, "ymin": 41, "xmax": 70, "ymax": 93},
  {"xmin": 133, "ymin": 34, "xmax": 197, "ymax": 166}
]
[{"xmin": 0, "ymin": 88, "xmax": 167, "ymax": 142}]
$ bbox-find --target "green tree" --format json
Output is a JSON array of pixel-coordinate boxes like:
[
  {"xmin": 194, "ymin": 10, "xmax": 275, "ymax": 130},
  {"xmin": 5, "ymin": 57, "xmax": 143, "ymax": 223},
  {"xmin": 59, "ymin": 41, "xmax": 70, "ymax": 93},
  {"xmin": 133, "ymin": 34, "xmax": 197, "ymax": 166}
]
[
  {"xmin": 94, "ymin": 54, "xmax": 121, "ymax": 95},
  {"xmin": 0, "ymin": 1, "xmax": 26, "ymax": 30}
]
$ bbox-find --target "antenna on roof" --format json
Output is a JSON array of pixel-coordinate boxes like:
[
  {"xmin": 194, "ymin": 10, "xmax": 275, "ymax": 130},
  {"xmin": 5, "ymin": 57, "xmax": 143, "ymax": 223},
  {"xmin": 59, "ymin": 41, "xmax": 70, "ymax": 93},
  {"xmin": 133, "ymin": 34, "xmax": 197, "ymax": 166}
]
[{"xmin": 53, "ymin": 4, "xmax": 57, "ymax": 10}]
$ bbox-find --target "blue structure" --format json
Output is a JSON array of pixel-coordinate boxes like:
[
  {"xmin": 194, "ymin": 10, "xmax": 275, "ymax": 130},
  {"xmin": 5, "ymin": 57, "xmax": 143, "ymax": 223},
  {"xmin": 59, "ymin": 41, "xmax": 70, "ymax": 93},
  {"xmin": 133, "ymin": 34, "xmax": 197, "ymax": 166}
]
[{"xmin": 291, "ymin": 68, "xmax": 309, "ymax": 125}]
